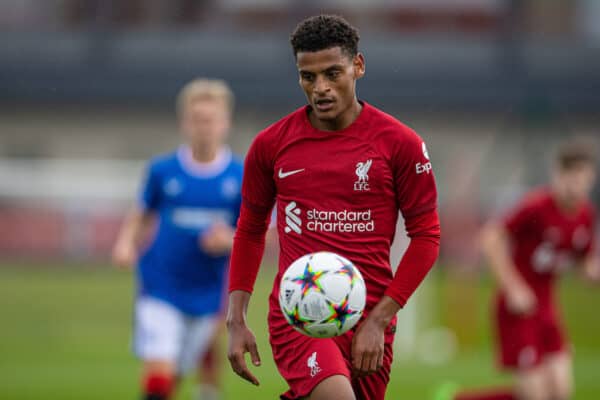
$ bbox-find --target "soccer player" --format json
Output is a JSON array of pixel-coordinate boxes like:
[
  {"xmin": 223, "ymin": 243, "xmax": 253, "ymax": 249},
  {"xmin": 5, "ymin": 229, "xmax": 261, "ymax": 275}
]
[
  {"xmin": 446, "ymin": 140, "xmax": 598, "ymax": 400},
  {"xmin": 112, "ymin": 78, "xmax": 242, "ymax": 400},
  {"xmin": 226, "ymin": 15, "xmax": 440, "ymax": 400}
]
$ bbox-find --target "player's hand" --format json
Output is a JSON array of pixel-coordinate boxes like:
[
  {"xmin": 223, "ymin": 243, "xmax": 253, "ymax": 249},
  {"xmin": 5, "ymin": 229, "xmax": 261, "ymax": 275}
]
[
  {"xmin": 226, "ymin": 320, "xmax": 261, "ymax": 386},
  {"xmin": 351, "ymin": 317, "xmax": 385, "ymax": 378},
  {"xmin": 111, "ymin": 241, "xmax": 137, "ymax": 269},
  {"xmin": 200, "ymin": 222, "xmax": 235, "ymax": 256},
  {"xmin": 506, "ymin": 285, "xmax": 537, "ymax": 316},
  {"xmin": 583, "ymin": 257, "xmax": 600, "ymax": 283}
]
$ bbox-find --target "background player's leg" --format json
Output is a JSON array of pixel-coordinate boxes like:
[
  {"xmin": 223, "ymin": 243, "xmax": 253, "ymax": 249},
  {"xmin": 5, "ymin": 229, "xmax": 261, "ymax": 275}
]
[
  {"xmin": 544, "ymin": 351, "xmax": 572, "ymax": 400},
  {"xmin": 514, "ymin": 364, "xmax": 549, "ymax": 400},
  {"xmin": 451, "ymin": 387, "xmax": 515, "ymax": 400},
  {"xmin": 135, "ymin": 297, "xmax": 184, "ymax": 400},
  {"xmin": 195, "ymin": 323, "xmax": 224, "ymax": 400},
  {"xmin": 176, "ymin": 314, "xmax": 219, "ymax": 399},
  {"xmin": 305, "ymin": 375, "xmax": 355, "ymax": 400},
  {"xmin": 142, "ymin": 360, "xmax": 177, "ymax": 400}
]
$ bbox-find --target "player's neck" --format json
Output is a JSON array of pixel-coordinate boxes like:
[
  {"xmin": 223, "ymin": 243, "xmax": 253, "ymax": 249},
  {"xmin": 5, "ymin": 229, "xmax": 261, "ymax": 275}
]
[
  {"xmin": 189, "ymin": 144, "xmax": 219, "ymax": 163},
  {"xmin": 551, "ymin": 189, "xmax": 583, "ymax": 215},
  {"xmin": 309, "ymin": 100, "xmax": 362, "ymax": 131}
]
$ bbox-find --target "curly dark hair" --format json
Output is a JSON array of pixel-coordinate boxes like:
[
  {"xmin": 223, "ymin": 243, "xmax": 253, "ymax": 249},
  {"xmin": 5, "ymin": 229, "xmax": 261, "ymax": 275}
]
[{"xmin": 290, "ymin": 15, "xmax": 360, "ymax": 58}]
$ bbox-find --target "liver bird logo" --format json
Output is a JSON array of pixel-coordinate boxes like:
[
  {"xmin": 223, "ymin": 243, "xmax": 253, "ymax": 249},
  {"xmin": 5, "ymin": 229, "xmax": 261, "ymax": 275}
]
[{"xmin": 355, "ymin": 159, "xmax": 372, "ymax": 183}]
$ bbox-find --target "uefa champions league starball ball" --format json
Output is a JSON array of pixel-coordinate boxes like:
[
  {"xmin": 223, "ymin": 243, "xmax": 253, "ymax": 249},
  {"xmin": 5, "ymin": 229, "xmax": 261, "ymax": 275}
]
[{"xmin": 279, "ymin": 251, "xmax": 367, "ymax": 338}]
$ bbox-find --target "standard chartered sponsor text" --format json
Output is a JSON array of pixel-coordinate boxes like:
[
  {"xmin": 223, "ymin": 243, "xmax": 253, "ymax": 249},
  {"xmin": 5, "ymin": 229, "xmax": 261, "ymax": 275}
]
[{"xmin": 306, "ymin": 208, "xmax": 375, "ymax": 233}]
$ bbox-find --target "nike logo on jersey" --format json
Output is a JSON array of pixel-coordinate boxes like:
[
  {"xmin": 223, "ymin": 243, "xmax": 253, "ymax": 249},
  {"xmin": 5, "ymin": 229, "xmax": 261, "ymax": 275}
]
[{"xmin": 278, "ymin": 168, "xmax": 305, "ymax": 179}]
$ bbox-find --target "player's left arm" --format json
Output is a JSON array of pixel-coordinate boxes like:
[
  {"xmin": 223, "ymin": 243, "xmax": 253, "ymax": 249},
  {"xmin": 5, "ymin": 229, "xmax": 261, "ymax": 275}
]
[
  {"xmin": 352, "ymin": 208, "xmax": 440, "ymax": 376},
  {"xmin": 200, "ymin": 222, "xmax": 236, "ymax": 256},
  {"xmin": 352, "ymin": 131, "xmax": 440, "ymax": 376},
  {"xmin": 581, "ymin": 213, "xmax": 599, "ymax": 282},
  {"xmin": 200, "ymin": 168, "xmax": 243, "ymax": 256},
  {"xmin": 583, "ymin": 254, "xmax": 600, "ymax": 281}
]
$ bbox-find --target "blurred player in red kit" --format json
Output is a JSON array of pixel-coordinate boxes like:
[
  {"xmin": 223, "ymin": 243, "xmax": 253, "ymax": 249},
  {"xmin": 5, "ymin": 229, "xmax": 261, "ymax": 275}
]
[
  {"xmin": 226, "ymin": 15, "xmax": 440, "ymax": 400},
  {"xmin": 445, "ymin": 140, "xmax": 599, "ymax": 400}
]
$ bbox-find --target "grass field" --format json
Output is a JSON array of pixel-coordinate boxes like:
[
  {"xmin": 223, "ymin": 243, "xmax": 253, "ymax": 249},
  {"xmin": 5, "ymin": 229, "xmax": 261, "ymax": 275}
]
[{"xmin": 1, "ymin": 262, "xmax": 599, "ymax": 399}]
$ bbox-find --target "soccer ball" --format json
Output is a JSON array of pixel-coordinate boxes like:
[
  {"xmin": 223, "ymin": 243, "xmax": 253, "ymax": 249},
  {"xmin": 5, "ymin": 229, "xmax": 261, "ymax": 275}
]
[{"xmin": 279, "ymin": 251, "xmax": 366, "ymax": 338}]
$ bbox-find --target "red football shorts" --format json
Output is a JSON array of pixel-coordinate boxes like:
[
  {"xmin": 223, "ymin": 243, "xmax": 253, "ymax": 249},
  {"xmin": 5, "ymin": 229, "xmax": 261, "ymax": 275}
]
[
  {"xmin": 495, "ymin": 296, "xmax": 568, "ymax": 370},
  {"xmin": 268, "ymin": 307, "xmax": 395, "ymax": 400}
]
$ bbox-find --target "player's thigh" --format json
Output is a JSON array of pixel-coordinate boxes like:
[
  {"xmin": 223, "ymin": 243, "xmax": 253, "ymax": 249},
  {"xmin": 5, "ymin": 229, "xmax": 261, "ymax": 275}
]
[
  {"xmin": 544, "ymin": 351, "xmax": 573, "ymax": 400},
  {"xmin": 134, "ymin": 296, "xmax": 185, "ymax": 368},
  {"xmin": 495, "ymin": 303, "xmax": 542, "ymax": 370},
  {"xmin": 271, "ymin": 330, "xmax": 351, "ymax": 399},
  {"xmin": 514, "ymin": 364, "xmax": 550, "ymax": 400},
  {"xmin": 305, "ymin": 374, "xmax": 355, "ymax": 400},
  {"xmin": 177, "ymin": 314, "xmax": 220, "ymax": 374}
]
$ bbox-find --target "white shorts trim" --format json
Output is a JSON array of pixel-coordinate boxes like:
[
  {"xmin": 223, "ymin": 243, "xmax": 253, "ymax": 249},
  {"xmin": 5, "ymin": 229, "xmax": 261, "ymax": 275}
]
[{"xmin": 133, "ymin": 296, "xmax": 219, "ymax": 374}]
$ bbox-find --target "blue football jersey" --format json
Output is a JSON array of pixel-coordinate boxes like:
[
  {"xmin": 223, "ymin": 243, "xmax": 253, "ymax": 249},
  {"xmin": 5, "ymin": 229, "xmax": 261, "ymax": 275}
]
[{"xmin": 137, "ymin": 146, "xmax": 242, "ymax": 316}]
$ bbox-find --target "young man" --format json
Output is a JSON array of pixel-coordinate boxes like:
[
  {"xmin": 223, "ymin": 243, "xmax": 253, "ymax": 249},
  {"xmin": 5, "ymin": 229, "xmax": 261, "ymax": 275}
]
[
  {"xmin": 112, "ymin": 78, "xmax": 242, "ymax": 400},
  {"xmin": 447, "ymin": 140, "xmax": 598, "ymax": 400},
  {"xmin": 226, "ymin": 15, "xmax": 440, "ymax": 400}
]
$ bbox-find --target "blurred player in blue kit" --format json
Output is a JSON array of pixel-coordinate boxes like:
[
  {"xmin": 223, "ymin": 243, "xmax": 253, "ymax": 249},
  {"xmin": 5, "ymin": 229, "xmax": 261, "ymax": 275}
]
[{"xmin": 112, "ymin": 79, "xmax": 242, "ymax": 400}]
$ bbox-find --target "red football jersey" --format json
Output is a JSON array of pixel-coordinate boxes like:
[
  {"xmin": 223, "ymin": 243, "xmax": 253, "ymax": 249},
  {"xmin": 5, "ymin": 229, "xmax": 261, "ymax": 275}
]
[
  {"xmin": 241, "ymin": 102, "xmax": 438, "ymax": 311},
  {"xmin": 503, "ymin": 187, "xmax": 596, "ymax": 303}
]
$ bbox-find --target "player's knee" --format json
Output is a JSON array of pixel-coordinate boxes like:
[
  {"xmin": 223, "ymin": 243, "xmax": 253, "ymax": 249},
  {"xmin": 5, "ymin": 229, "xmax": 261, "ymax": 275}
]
[
  {"xmin": 516, "ymin": 368, "xmax": 549, "ymax": 400},
  {"xmin": 306, "ymin": 374, "xmax": 355, "ymax": 400}
]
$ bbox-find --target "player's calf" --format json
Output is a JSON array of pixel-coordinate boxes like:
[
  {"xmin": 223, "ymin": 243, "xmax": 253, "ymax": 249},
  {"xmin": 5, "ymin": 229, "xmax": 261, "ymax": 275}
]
[
  {"xmin": 142, "ymin": 361, "xmax": 177, "ymax": 400},
  {"xmin": 142, "ymin": 372, "xmax": 174, "ymax": 400}
]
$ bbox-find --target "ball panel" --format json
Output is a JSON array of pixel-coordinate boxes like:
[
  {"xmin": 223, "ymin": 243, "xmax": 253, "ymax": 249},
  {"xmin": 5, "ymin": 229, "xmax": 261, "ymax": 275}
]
[
  {"xmin": 347, "ymin": 279, "xmax": 366, "ymax": 311},
  {"xmin": 299, "ymin": 292, "xmax": 332, "ymax": 322},
  {"xmin": 279, "ymin": 279, "xmax": 302, "ymax": 313},
  {"xmin": 318, "ymin": 273, "xmax": 351, "ymax": 304},
  {"xmin": 338, "ymin": 312, "xmax": 362, "ymax": 335},
  {"xmin": 304, "ymin": 322, "xmax": 339, "ymax": 338}
]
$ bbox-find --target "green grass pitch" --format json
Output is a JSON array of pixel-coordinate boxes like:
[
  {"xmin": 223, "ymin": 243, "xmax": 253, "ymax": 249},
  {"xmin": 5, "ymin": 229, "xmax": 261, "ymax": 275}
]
[{"xmin": 0, "ymin": 262, "xmax": 599, "ymax": 399}]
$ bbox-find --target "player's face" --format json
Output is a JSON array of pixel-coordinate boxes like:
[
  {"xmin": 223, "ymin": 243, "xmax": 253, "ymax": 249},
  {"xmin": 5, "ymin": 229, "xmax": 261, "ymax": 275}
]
[
  {"xmin": 296, "ymin": 47, "xmax": 365, "ymax": 129},
  {"xmin": 180, "ymin": 99, "xmax": 230, "ymax": 149},
  {"xmin": 553, "ymin": 163, "xmax": 597, "ymax": 207}
]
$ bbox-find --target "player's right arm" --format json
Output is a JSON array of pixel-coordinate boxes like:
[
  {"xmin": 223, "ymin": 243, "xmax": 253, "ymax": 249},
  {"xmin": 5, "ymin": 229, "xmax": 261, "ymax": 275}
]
[
  {"xmin": 112, "ymin": 207, "xmax": 155, "ymax": 268},
  {"xmin": 226, "ymin": 131, "xmax": 275, "ymax": 386},
  {"xmin": 112, "ymin": 160, "xmax": 161, "ymax": 269},
  {"xmin": 481, "ymin": 220, "xmax": 536, "ymax": 315}
]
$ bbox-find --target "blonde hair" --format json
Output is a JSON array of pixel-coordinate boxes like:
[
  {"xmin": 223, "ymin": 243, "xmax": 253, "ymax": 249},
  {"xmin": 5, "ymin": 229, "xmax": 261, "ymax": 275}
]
[{"xmin": 176, "ymin": 78, "xmax": 234, "ymax": 116}]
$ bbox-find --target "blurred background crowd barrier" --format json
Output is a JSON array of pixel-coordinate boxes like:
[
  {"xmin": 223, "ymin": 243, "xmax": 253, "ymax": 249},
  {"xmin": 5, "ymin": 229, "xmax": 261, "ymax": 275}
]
[{"xmin": 1, "ymin": 0, "xmax": 599, "ymax": 266}]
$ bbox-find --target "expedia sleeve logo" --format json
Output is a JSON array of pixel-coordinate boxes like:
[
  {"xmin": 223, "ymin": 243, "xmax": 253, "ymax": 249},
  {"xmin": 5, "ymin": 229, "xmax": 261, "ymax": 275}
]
[{"xmin": 416, "ymin": 142, "xmax": 433, "ymax": 174}]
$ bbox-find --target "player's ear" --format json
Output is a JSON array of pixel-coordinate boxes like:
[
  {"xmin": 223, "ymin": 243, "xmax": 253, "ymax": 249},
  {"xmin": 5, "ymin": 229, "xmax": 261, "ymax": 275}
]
[{"xmin": 353, "ymin": 53, "xmax": 365, "ymax": 80}]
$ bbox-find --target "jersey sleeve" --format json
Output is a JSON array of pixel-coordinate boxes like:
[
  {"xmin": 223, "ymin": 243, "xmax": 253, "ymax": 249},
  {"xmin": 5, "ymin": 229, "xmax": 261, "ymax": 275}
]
[
  {"xmin": 384, "ymin": 127, "xmax": 440, "ymax": 306},
  {"xmin": 582, "ymin": 207, "xmax": 597, "ymax": 256},
  {"xmin": 228, "ymin": 131, "xmax": 277, "ymax": 293},
  {"xmin": 241, "ymin": 131, "xmax": 276, "ymax": 212},
  {"xmin": 393, "ymin": 129, "xmax": 438, "ymax": 218},
  {"xmin": 230, "ymin": 165, "xmax": 244, "ymax": 228},
  {"xmin": 138, "ymin": 161, "xmax": 161, "ymax": 212},
  {"xmin": 385, "ymin": 208, "xmax": 440, "ymax": 306}
]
